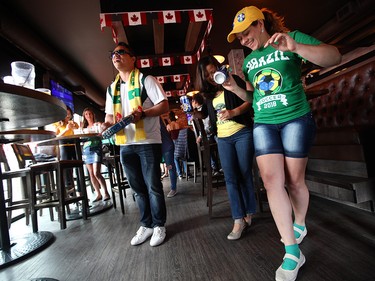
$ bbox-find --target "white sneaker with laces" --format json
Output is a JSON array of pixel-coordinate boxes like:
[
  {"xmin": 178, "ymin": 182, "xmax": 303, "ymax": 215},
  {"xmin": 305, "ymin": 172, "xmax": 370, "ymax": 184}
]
[
  {"xmin": 150, "ymin": 226, "xmax": 166, "ymax": 247},
  {"xmin": 130, "ymin": 226, "xmax": 154, "ymax": 246}
]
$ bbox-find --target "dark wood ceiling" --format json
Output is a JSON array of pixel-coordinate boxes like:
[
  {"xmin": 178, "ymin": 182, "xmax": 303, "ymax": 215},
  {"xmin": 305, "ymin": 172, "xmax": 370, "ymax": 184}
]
[{"xmin": 1, "ymin": 0, "xmax": 374, "ymax": 110}]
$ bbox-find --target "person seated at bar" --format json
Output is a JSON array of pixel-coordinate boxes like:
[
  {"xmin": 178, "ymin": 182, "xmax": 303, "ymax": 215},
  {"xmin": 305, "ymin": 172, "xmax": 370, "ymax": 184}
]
[{"xmin": 81, "ymin": 107, "xmax": 110, "ymax": 202}]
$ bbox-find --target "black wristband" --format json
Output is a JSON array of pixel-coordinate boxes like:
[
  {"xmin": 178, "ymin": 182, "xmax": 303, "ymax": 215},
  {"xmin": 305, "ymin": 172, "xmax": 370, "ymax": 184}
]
[{"xmin": 141, "ymin": 111, "xmax": 146, "ymax": 119}]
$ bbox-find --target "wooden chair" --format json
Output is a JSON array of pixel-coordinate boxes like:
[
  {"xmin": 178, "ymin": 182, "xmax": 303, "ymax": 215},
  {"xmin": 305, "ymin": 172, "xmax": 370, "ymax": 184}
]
[
  {"xmin": 0, "ymin": 144, "xmax": 31, "ymax": 227},
  {"xmin": 11, "ymin": 143, "xmax": 56, "ymax": 221},
  {"xmin": 174, "ymin": 128, "xmax": 198, "ymax": 182},
  {"xmin": 103, "ymin": 154, "xmax": 130, "ymax": 215},
  {"xmin": 11, "ymin": 143, "xmax": 88, "ymax": 231},
  {"xmin": 192, "ymin": 118, "xmax": 226, "ymax": 217}
]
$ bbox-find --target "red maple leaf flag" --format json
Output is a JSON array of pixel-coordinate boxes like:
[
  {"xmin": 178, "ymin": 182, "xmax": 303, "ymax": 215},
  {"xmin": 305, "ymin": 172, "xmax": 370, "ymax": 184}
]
[
  {"xmin": 122, "ymin": 12, "xmax": 147, "ymax": 26},
  {"xmin": 100, "ymin": 14, "xmax": 112, "ymax": 31},
  {"xmin": 158, "ymin": 57, "xmax": 174, "ymax": 66},
  {"xmin": 137, "ymin": 58, "xmax": 153, "ymax": 68},
  {"xmin": 157, "ymin": 76, "xmax": 166, "ymax": 83},
  {"xmin": 165, "ymin": 91, "xmax": 172, "ymax": 97},
  {"xmin": 178, "ymin": 90, "xmax": 185, "ymax": 96},
  {"xmin": 172, "ymin": 75, "xmax": 181, "ymax": 82},
  {"xmin": 158, "ymin": 11, "xmax": 181, "ymax": 24},
  {"xmin": 188, "ymin": 9, "xmax": 212, "ymax": 22},
  {"xmin": 180, "ymin": 55, "xmax": 196, "ymax": 65}
]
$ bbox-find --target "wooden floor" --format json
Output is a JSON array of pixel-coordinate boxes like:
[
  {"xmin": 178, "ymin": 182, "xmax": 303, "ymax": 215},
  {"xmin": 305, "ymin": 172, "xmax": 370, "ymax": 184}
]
[{"xmin": 1, "ymin": 177, "xmax": 375, "ymax": 281}]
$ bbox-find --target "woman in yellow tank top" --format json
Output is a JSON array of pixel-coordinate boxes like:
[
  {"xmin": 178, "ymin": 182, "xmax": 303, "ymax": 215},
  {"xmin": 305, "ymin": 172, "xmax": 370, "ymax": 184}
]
[{"xmin": 196, "ymin": 56, "xmax": 257, "ymax": 241}]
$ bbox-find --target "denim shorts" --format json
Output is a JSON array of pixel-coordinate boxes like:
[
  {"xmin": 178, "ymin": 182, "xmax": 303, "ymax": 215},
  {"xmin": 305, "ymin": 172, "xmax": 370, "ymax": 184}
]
[
  {"xmin": 82, "ymin": 146, "xmax": 103, "ymax": 164},
  {"xmin": 253, "ymin": 112, "xmax": 316, "ymax": 158}
]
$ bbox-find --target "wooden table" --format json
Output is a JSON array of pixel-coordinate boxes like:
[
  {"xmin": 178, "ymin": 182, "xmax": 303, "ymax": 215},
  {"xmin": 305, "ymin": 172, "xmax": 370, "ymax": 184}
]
[
  {"xmin": 0, "ymin": 129, "xmax": 56, "ymax": 144},
  {"xmin": 0, "ymin": 83, "xmax": 65, "ymax": 268},
  {"xmin": 35, "ymin": 133, "xmax": 100, "ymax": 160},
  {"xmin": 0, "ymin": 83, "xmax": 66, "ymax": 131}
]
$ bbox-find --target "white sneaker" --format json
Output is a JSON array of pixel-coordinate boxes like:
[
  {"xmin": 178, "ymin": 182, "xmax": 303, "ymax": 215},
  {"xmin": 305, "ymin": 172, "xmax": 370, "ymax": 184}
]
[
  {"xmin": 275, "ymin": 251, "xmax": 305, "ymax": 281},
  {"xmin": 130, "ymin": 226, "xmax": 154, "ymax": 246},
  {"xmin": 167, "ymin": 190, "xmax": 177, "ymax": 198},
  {"xmin": 150, "ymin": 226, "xmax": 166, "ymax": 247}
]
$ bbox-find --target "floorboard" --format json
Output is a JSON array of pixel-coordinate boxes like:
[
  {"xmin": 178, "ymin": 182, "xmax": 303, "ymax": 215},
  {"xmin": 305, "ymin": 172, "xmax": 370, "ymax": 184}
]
[{"xmin": 1, "ymin": 177, "xmax": 375, "ymax": 281}]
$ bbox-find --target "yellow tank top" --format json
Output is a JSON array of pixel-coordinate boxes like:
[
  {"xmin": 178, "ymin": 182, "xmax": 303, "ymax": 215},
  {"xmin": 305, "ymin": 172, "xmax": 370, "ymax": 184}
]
[{"xmin": 213, "ymin": 91, "xmax": 245, "ymax": 138}]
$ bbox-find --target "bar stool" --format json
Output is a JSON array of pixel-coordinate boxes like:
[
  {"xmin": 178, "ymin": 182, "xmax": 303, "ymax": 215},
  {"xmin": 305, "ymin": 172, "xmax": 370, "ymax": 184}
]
[
  {"xmin": 103, "ymin": 154, "xmax": 130, "ymax": 214},
  {"xmin": 11, "ymin": 143, "xmax": 88, "ymax": 231},
  {"xmin": 11, "ymin": 143, "xmax": 55, "ymax": 221},
  {"xmin": 192, "ymin": 118, "xmax": 226, "ymax": 217},
  {"xmin": 0, "ymin": 144, "xmax": 31, "ymax": 227}
]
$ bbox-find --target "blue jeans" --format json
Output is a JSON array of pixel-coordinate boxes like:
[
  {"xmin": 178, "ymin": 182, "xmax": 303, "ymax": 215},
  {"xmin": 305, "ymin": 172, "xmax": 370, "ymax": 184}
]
[
  {"xmin": 120, "ymin": 144, "xmax": 166, "ymax": 227},
  {"xmin": 163, "ymin": 147, "xmax": 177, "ymax": 191},
  {"xmin": 174, "ymin": 158, "xmax": 187, "ymax": 177},
  {"xmin": 217, "ymin": 127, "xmax": 257, "ymax": 219}
]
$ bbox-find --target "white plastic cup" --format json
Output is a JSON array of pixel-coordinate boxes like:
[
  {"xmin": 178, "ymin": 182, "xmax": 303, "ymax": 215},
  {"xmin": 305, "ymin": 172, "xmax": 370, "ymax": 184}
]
[
  {"xmin": 11, "ymin": 61, "xmax": 36, "ymax": 89},
  {"xmin": 3, "ymin": 75, "xmax": 14, "ymax": 85}
]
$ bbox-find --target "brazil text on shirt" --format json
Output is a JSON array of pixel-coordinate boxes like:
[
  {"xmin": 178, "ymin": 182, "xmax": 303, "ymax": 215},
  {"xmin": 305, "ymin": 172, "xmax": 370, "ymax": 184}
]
[{"xmin": 244, "ymin": 50, "xmax": 290, "ymax": 73}]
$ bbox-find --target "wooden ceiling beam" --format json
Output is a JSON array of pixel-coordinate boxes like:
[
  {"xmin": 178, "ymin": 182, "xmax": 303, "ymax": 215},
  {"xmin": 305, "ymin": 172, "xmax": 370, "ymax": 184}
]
[
  {"xmin": 185, "ymin": 22, "xmax": 203, "ymax": 52},
  {"xmin": 153, "ymin": 19, "xmax": 164, "ymax": 55}
]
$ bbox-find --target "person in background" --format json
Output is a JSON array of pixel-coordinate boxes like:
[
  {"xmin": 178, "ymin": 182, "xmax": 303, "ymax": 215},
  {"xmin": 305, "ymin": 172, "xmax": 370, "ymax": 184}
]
[
  {"xmin": 166, "ymin": 111, "xmax": 185, "ymax": 179},
  {"xmin": 191, "ymin": 92, "xmax": 220, "ymax": 176},
  {"xmin": 102, "ymin": 42, "xmax": 169, "ymax": 247},
  {"xmin": 195, "ymin": 55, "xmax": 257, "ymax": 241},
  {"xmin": 225, "ymin": 6, "xmax": 342, "ymax": 280},
  {"xmin": 160, "ymin": 162, "xmax": 168, "ymax": 179},
  {"xmin": 166, "ymin": 110, "xmax": 180, "ymax": 132},
  {"xmin": 81, "ymin": 107, "xmax": 110, "ymax": 202},
  {"xmin": 160, "ymin": 119, "xmax": 178, "ymax": 198},
  {"xmin": 55, "ymin": 106, "xmax": 81, "ymax": 195}
]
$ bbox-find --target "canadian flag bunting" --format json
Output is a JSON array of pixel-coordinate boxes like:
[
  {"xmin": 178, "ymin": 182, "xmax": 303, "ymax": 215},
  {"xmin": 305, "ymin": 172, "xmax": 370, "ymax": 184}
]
[
  {"xmin": 111, "ymin": 27, "xmax": 118, "ymax": 44},
  {"xmin": 165, "ymin": 91, "xmax": 172, "ymax": 97},
  {"xmin": 171, "ymin": 75, "xmax": 181, "ymax": 82},
  {"xmin": 158, "ymin": 11, "xmax": 181, "ymax": 24},
  {"xmin": 122, "ymin": 12, "xmax": 147, "ymax": 26},
  {"xmin": 196, "ymin": 50, "xmax": 201, "ymax": 62},
  {"xmin": 158, "ymin": 57, "xmax": 174, "ymax": 66},
  {"xmin": 188, "ymin": 9, "xmax": 212, "ymax": 22},
  {"xmin": 200, "ymin": 39, "xmax": 206, "ymax": 53},
  {"xmin": 180, "ymin": 55, "xmax": 196, "ymax": 65},
  {"xmin": 178, "ymin": 90, "xmax": 185, "ymax": 96},
  {"xmin": 100, "ymin": 14, "xmax": 112, "ymax": 31},
  {"xmin": 207, "ymin": 18, "xmax": 213, "ymax": 33},
  {"xmin": 156, "ymin": 76, "xmax": 166, "ymax": 83},
  {"xmin": 137, "ymin": 59, "xmax": 153, "ymax": 68}
]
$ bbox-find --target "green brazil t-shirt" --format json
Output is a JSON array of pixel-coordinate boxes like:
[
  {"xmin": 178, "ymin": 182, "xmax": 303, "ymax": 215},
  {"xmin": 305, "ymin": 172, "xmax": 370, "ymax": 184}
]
[{"xmin": 242, "ymin": 30, "xmax": 321, "ymax": 124}]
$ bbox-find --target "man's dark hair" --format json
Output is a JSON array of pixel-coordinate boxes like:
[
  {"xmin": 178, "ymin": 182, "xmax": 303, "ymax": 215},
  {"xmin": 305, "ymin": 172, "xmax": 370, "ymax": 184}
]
[
  {"xmin": 192, "ymin": 92, "xmax": 204, "ymax": 105},
  {"xmin": 117, "ymin": 42, "xmax": 135, "ymax": 57}
]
